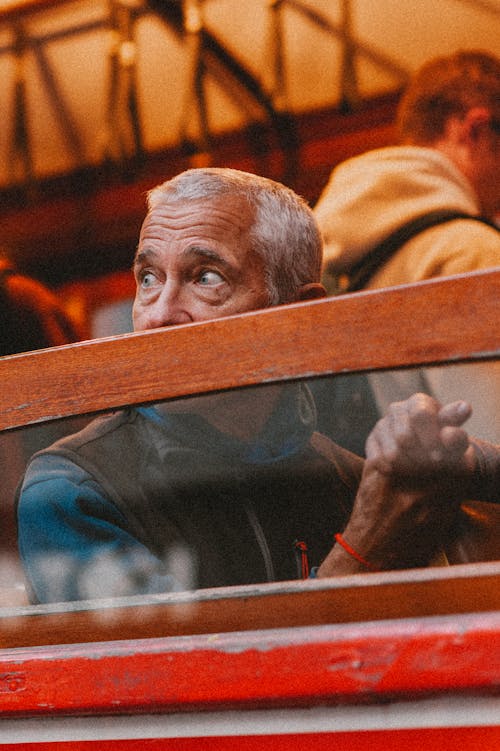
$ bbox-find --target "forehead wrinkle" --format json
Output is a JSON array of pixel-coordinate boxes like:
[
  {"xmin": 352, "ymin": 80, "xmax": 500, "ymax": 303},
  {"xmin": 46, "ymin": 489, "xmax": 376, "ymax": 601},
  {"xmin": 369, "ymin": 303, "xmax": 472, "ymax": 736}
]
[{"xmin": 134, "ymin": 244, "xmax": 234, "ymax": 271}]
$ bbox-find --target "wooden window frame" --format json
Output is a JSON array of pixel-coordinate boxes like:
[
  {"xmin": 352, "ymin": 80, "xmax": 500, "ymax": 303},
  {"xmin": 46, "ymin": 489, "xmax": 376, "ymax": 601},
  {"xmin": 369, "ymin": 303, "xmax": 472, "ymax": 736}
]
[{"xmin": 0, "ymin": 269, "xmax": 498, "ymax": 742}]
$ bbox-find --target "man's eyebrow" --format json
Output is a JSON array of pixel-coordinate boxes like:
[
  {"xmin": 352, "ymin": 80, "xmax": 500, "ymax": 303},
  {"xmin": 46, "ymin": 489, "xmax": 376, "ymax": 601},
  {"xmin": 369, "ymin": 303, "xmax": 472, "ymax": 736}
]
[
  {"xmin": 133, "ymin": 247, "xmax": 156, "ymax": 268},
  {"xmin": 182, "ymin": 246, "xmax": 232, "ymax": 268}
]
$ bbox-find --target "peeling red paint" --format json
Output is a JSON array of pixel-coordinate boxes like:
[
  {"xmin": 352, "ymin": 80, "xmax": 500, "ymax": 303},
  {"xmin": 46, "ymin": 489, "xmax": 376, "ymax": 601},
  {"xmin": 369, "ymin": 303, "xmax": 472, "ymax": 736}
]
[{"xmin": 0, "ymin": 611, "xmax": 498, "ymax": 717}]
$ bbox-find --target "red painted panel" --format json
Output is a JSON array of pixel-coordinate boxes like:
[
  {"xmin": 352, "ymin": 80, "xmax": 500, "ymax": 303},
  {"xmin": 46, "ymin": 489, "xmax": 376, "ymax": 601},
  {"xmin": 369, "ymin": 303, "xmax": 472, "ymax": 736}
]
[
  {"xmin": 1, "ymin": 727, "xmax": 499, "ymax": 750},
  {"xmin": 0, "ymin": 612, "xmax": 499, "ymax": 717}
]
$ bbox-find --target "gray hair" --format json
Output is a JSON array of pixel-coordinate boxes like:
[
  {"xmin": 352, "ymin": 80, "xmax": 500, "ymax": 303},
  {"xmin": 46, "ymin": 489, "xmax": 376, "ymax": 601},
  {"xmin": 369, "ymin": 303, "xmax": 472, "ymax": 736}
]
[{"xmin": 147, "ymin": 167, "xmax": 322, "ymax": 305}]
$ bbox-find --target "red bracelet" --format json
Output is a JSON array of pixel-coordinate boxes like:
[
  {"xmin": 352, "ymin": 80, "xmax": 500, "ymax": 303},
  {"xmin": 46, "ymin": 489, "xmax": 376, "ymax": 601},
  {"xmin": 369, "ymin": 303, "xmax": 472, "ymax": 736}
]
[{"xmin": 334, "ymin": 533, "xmax": 379, "ymax": 572}]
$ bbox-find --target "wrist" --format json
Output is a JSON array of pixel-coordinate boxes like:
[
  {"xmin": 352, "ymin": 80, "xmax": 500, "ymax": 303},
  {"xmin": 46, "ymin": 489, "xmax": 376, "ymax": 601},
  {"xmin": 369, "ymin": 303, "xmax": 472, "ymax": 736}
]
[
  {"xmin": 316, "ymin": 532, "xmax": 379, "ymax": 577},
  {"xmin": 333, "ymin": 533, "xmax": 380, "ymax": 571}
]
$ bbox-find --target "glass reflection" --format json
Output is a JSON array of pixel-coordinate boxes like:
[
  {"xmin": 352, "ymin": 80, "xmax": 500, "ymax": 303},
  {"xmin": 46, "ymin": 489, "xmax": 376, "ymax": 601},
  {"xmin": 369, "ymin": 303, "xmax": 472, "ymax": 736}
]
[{"xmin": 1, "ymin": 363, "xmax": 499, "ymax": 611}]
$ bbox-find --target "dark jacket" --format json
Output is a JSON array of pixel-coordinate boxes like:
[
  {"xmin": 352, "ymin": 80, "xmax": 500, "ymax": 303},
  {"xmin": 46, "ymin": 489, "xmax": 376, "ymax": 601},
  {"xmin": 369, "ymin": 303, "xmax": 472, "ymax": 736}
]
[{"xmin": 38, "ymin": 406, "xmax": 363, "ymax": 588}]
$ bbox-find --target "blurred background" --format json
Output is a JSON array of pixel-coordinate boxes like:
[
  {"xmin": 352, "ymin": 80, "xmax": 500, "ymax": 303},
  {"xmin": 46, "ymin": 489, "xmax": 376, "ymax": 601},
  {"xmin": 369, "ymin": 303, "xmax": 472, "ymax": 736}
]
[{"xmin": 0, "ymin": 0, "xmax": 499, "ymax": 337}]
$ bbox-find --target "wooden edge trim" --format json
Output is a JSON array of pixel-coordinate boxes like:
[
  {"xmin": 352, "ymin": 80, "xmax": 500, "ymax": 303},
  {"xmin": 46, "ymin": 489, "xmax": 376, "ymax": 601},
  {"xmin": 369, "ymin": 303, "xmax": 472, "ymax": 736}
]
[
  {"xmin": 0, "ymin": 609, "xmax": 498, "ymax": 716},
  {"xmin": 0, "ymin": 562, "xmax": 499, "ymax": 649},
  {"xmin": 1, "ymin": 269, "xmax": 499, "ymax": 431}
]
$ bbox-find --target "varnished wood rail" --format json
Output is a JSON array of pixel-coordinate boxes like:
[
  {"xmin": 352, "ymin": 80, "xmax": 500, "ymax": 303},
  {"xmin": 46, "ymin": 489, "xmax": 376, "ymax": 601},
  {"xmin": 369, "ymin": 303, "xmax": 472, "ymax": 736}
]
[
  {"xmin": 0, "ymin": 269, "xmax": 499, "ymax": 431},
  {"xmin": 0, "ymin": 561, "xmax": 499, "ymax": 649}
]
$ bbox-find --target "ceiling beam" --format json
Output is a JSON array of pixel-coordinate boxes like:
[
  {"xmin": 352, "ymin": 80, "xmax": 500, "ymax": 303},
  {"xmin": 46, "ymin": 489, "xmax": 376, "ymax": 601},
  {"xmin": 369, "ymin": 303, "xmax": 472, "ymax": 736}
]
[{"xmin": 0, "ymin": 92, "xmax": 400, "ymax": 286}]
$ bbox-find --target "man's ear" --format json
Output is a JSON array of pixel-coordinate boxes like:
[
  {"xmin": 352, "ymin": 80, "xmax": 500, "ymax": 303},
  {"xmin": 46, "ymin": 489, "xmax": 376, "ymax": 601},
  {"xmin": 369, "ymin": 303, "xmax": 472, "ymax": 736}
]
[
  {"xmin": 297, "ymin": 282, "xmax": 327, "ymax": 301},
  {"xmin": 462, "ymin": 106, "xmax": 491, "ymax": 143}
]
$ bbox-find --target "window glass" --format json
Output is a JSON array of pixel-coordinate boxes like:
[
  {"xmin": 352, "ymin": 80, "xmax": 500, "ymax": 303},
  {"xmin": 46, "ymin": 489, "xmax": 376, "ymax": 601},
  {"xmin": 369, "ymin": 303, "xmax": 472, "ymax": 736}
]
[{"xmin": 1, "ymin": 362, "xmax": 498, "ymax": 613}]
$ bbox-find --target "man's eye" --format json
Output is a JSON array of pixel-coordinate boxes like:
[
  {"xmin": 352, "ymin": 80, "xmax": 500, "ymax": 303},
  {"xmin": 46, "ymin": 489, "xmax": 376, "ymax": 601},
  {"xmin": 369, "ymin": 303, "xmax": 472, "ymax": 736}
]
[
  {"xmin": 139, "ymin": 271, "xmax": 157, "ymax": 288},
  {"xmin": 198, "ymin": 270, "xmax": 224, "ymax": 286}
]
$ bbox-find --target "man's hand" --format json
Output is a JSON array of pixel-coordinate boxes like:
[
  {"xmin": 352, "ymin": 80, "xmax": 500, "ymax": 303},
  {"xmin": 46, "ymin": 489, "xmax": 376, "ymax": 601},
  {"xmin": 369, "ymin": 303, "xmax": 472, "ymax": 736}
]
[
  {"xmin": 365, "ymin": 393, "xmax": 476, "ymax": 480},
  {"xmin": 318, "ymin": 393, "xmax": 478, "ymax": 576}
]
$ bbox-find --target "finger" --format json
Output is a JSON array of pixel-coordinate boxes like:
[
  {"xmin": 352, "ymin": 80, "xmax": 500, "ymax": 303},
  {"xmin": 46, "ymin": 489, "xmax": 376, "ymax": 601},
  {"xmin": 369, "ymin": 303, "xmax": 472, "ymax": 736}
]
[
  {"xmin": 404, "ymin": 393, "xmax": 443, "ymax": 460},
  {"xmin": 436, "ymin": 428, "xmax": 476, "ymax": 476},
  {"xmin": 438, "ymin": 400, "xmax": 472, "ymax": 428},
  {"xmin": 462, "ymin": 443, "xmax": 478, "ymax": 473},
  {"xmin": 365, "ymin": 421, "xmax": 399, "ymax": 473},
  {"xmin": 365, "ymin": 401, "xmax": 414, "ymax": 468},
  {"xmin": 366, "ymin": 403, "xmax": 423, "ymax": 474},
  {"xmin": 439, "ymin": 425, "xmax": 470, "ymax": 456}
]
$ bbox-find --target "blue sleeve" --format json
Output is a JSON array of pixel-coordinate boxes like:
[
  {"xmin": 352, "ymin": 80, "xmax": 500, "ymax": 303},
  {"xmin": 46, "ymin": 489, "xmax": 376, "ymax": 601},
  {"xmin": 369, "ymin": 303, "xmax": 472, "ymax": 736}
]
[{"xmin": 17, "ymin": 453, "xmax": 182, "ymax": 603}]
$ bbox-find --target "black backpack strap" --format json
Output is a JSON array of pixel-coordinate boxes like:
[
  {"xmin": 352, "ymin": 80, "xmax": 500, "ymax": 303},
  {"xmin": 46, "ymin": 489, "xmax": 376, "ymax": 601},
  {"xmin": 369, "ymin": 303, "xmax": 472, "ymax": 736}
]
[{"xmin": 339, "ymin": 210, "xmax": 499, "ymax": 293}]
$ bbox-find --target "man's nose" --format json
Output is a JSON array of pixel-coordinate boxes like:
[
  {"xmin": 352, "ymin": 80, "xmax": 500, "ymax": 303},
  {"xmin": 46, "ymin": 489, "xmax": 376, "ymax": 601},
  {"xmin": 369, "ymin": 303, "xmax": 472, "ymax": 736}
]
[{"xmin": 145, "ymin": 285, "xmax": 192, "ymax": 328}]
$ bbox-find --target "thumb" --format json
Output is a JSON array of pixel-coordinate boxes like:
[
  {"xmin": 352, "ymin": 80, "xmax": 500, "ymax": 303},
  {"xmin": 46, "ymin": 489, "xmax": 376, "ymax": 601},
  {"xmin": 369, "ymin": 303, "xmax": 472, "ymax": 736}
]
[{"xmin": 438, "ymin": 400, "xmax": 472, "ymax": 428}]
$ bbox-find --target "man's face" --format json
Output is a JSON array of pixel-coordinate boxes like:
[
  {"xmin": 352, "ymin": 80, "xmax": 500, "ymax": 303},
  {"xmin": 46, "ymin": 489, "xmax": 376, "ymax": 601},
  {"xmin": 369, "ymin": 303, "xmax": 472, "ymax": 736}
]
[{"xmin": 132, "ymin": 193, "xmax": 270, "ymax": 331}]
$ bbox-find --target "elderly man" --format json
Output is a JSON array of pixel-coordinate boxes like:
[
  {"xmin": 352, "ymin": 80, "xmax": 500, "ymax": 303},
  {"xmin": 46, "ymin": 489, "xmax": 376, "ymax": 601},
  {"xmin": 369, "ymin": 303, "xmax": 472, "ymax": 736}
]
[{"xmin": 17, "ymin": 168, "xmax": 499, "ymax": 603}]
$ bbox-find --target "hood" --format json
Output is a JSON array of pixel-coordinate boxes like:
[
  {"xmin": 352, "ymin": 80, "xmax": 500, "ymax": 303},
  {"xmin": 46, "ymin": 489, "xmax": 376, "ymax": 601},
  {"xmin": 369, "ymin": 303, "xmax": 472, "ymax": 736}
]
[
  {"xmin": 314, "ymin": 146, "xmax": 480, "ymax": 272},
  {"xmin": 144, "ymin": 382, "xmax": 317, "ymax": 465}
]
